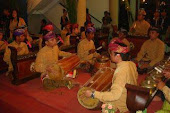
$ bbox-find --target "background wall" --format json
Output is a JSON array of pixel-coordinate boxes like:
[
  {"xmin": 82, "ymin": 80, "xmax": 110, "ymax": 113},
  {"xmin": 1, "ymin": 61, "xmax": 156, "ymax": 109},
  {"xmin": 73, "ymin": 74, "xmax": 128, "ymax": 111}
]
[
  {"xmin": 87, "ymin": 0, "xmax": 109, "ymax": 28},
  {"xmin": 27, "ymin": 0, "xmax": 62, "ymax": 34}
]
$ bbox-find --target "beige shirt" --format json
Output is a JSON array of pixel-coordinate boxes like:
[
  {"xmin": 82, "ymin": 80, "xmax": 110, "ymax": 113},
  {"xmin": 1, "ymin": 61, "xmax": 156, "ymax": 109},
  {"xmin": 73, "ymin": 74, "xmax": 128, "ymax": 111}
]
[
  {"xmin": 94, "ymin": 61, "xmax": 138, "ymax": 112},
  {"xmin": 136, "ymin": 38, "xmax": 165, "ymax": 67},
  {"xmin": 0, "ymin": 41, "xmax": 7, "ymax": 51},
  {"xmin": 131, "ymin": 20, "xmax": 150, "ymax": 36},
  {"xmin": 9, "ymin": 17, "xmax": 26, "ymax": 39},
  {"xmin": 162, "ymin": 86, "xmax": 170, "ymax": 103},
  {"xmin": 3, "ymin": 41, "xmax": 29, "ymax": 71},
  {"xmin": 34, "ymin": 45, "xmax": 72, "ymax": 73},
  {"xmin": 61, "ymin": 29, "xmax": 70, "ymax": 46},
  {"xmin": 77, "ymin": 38, "xmax": 100, "ymax": 64}
]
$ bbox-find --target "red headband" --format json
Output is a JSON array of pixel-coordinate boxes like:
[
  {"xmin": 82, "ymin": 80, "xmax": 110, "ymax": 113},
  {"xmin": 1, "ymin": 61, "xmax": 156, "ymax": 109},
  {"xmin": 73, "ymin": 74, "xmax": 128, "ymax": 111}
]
[
  {"xmin": 108, "ymin": 39, "xmax": 129, "ymax": 54},
  {"xmin": 43, "ymin": 24, "xmax": 54, "ymax": 31}
]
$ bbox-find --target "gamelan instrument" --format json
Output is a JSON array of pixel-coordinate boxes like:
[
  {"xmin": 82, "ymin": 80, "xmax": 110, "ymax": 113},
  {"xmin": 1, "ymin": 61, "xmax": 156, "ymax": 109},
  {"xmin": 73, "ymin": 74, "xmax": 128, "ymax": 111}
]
[
  {"xmin": 47, "ymin": 55, "xmax": 80, "ymax": 81},
  {"xmin": 77, "ymin": 67, "xmax": 115, "ymax": 109},
  {"xmin": 8, "ymin": 46, "xmax": 39, "ymax": 85},
  {"xmin": 94, "ymin": 55, "xmax": 110, "ymax": 71},
  {"xmin": 125, "ymin": 57, "xmax": 170, "ymax": 113},
  {"xmin": 57, "ymin": 55, "xmax": 80, "ymax": 74}
]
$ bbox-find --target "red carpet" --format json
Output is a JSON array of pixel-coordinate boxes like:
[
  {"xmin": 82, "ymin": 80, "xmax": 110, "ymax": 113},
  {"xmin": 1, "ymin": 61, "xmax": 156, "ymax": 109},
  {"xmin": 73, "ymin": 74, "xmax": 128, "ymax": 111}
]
[
  {"xmin": 0, "ymin": 72, "xmax": 163, "ymax": 113},
  {"xmin": 0, "ymin": 72, "xmax": 101, "ymax": 113}
]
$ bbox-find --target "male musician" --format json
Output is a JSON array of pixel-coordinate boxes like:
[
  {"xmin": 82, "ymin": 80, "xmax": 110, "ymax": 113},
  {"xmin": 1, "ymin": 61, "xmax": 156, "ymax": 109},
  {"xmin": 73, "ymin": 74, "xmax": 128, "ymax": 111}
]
[
  {"xmin": 84, "ymin": 38, "xmax": 138, "ymax": 112},
  {"xmin": 77, "ymin": 27, "xmax": 100, "ymax": 64},
  {"xmin": 155, "ymin": 69, "xmax": 170, "ymax": 112},
  {"xmin": 111, "ymin": 28, "xmax": 130, "ymax": 51},
  {"xmin": 130, "ymin": 9, "xmax": 150, "ymax": 36},
  {"xmin": 71, "ymin": 24, "xmax": 79, "ymax": 37},
  {"xmin": 134, "ymin": 27, "xmax": 165, "ymax": 72},
  {"xmin": 157, "ymin": 68, "xmax": 170, "ymax": 103},
  {"xmin": 70, "ymin": 24, "xmax": 80, "ymax": 52},
  {"xmin": 4, "ymin": 28, "xmax": 29, "ymax": 75},
  {"xmin": 61, "ymin": 22, "xmax": 71, "ymax": 46},
  {"xmin": 39, "ymin": 24, "xmax": 54, "ymax": 49},
  {"xmin": 34, "ymin": 31, "xmax": 73, "ymax": 90}
]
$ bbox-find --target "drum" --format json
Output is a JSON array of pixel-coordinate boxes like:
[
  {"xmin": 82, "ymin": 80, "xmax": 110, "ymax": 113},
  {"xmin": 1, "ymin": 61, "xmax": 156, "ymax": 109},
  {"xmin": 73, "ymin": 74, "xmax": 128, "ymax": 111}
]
[
  {"xmin": 77, "ymin": 67, "xmax": 115, "ymax": 109},
  {"xmin": 94, "ymin": 56, "xmax": 110, "ymax": 71},
  {"xmin": 57, "ymin": 55, "xmax": 80, "ymax": 74}
]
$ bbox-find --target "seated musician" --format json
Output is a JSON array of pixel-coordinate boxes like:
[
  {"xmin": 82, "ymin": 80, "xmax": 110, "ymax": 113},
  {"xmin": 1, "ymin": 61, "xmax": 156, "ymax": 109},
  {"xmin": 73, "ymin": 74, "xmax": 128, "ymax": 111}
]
[
  {"xmin": 61, "ymin": 22, "xmax": 71, "ymax": 46},
  {"xmin": 39, "ymin": 24, "xmax": 54, "ymax": 49},
  {"xmin": 79, "ymin": 22, "xmax": 94, "ymax": 41},
  {"xmin": 70, "ymin": 24, "xmax": 80, "ymax": 52},
  {"xmin": 111, "ymin": 28, "xmax": 130, "ymax": 51},
  {"xmin": 130, "ymin": 9, "xmax": 150, "ymax": 36},
  {"xmin": 71, "ymin": 24, "xmax": 79, "ymax": 37},
  {"xmin": 84, "ymin": 38, "xmax": 138, "ymax": 113},
  {"xmin": 34, "ymin": 31, "xmax": 73, "ymax": 90},
  {"xmin": 134, "ymin": 27, "xmax": 165, "ymax": 73},
  {"xmin": 77, "ymin": 27, "xmax": 100, "ymax": 65},
  {"xmin": 0, "ymin": 29, "xmax": 8, "ymax": 51},
  {"xmin": 156, "ymin": 68, "xmax": 170, "ymax": 112},
  {"xmin": 3, "ymin": 28, "xmax": 29, "ymax": 75}
]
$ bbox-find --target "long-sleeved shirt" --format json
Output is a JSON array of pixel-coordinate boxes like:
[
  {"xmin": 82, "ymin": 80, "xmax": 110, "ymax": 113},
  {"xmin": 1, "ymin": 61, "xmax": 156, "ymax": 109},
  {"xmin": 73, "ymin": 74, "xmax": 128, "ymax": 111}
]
[
  {"xmin": 61, "ymin": 29, "xmax": 70, "ymax": 46},
  {"xmin": 77, "ymin": 38, "xmax": 100, "ymax": 64},
  {"xmin": 34, "ymin": 45, "xmax": 72, "ymax": 73},
  {"xmin": 136, "ymin": 38, "xmax": 165, "ymax": 67},
  {"xmin": 94, "ymin": 61, "xmax": 138, "ymax": 112},
  {"xmin": 162, "ymin": 86, "xmax": 170, "ymax": 103},
  {"xmin": 3, "ymin": 41, "xmax": 29, "ymax": 71},
  {"xmin": 130, "ymin": 20, "xmax": 150, "ymax": 36}
]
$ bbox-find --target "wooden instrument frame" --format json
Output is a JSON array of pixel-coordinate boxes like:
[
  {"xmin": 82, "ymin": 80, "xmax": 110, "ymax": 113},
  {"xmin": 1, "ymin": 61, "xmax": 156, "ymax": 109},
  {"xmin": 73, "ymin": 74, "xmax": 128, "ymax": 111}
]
[
  {"xmin": 125, "ymin": 84, "xmax": 152, "ymax": 113},
  {"xmin": 8, "ymin": 46, "xmax": 40, "ymax": 85},
  {"xmin": 77, "ymin": 67, "xmax": 115, "ymax": 109}
]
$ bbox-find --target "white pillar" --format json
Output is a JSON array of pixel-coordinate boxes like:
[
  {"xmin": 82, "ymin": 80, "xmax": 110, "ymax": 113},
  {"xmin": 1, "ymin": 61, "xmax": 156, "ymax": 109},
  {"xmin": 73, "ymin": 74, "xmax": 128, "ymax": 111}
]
[
  {"xmin": 77, "ymin": 0, "xmax": 86, "ymax": 27},
  {"xmin": 109, "ymin": 0, "xmax": 119, "ymax": 26}
]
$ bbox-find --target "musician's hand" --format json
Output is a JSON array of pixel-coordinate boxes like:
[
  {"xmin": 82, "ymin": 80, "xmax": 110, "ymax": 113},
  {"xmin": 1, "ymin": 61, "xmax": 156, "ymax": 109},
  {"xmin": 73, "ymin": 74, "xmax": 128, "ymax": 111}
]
[
  {"xmin": 163, "ymin": 69, "xmax": 170, "ymax": 79},
  {"xmin": 157, "ymin": 81, "xmax": 165, "ymax": 91},
  {"xmin": 89, "ymin": 49, "xmax": 96, "ymax": 54},
  {"xmin": 84, "ymin": 90, "xmax": 92, "ymax": 98}
]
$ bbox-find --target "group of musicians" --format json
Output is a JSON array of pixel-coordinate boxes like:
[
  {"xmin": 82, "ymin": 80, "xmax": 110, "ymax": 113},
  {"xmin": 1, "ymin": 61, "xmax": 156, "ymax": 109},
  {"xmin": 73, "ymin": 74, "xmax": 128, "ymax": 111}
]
[{"xmin": 1, "ymin": 9, "xmax": 170, "ymax": 113}]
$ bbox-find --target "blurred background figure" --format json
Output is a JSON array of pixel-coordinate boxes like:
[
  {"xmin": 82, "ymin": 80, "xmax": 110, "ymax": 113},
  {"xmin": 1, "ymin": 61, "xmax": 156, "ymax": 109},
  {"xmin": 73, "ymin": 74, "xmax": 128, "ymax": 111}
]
[
  {"xmin": 39, "ymin": 19, "xmax": 47, "ymax": 34},
  {"xmin": 9, "ymin": 9, "xmax": 26, "ymax": 40},
  {"xmin": 60, "ymin": 9, "xmax": 69, "ymax": 30},
  {"xmin": 130, "ymin": 9, "xmax": 150, "ymax": 36},
  {"xmin": 0, "ymin": 8, "xmax": 10, "ymax": 40},
  {"xmin": 151, "ymin": 10, "xmax": 161, "ymax": 28}
]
